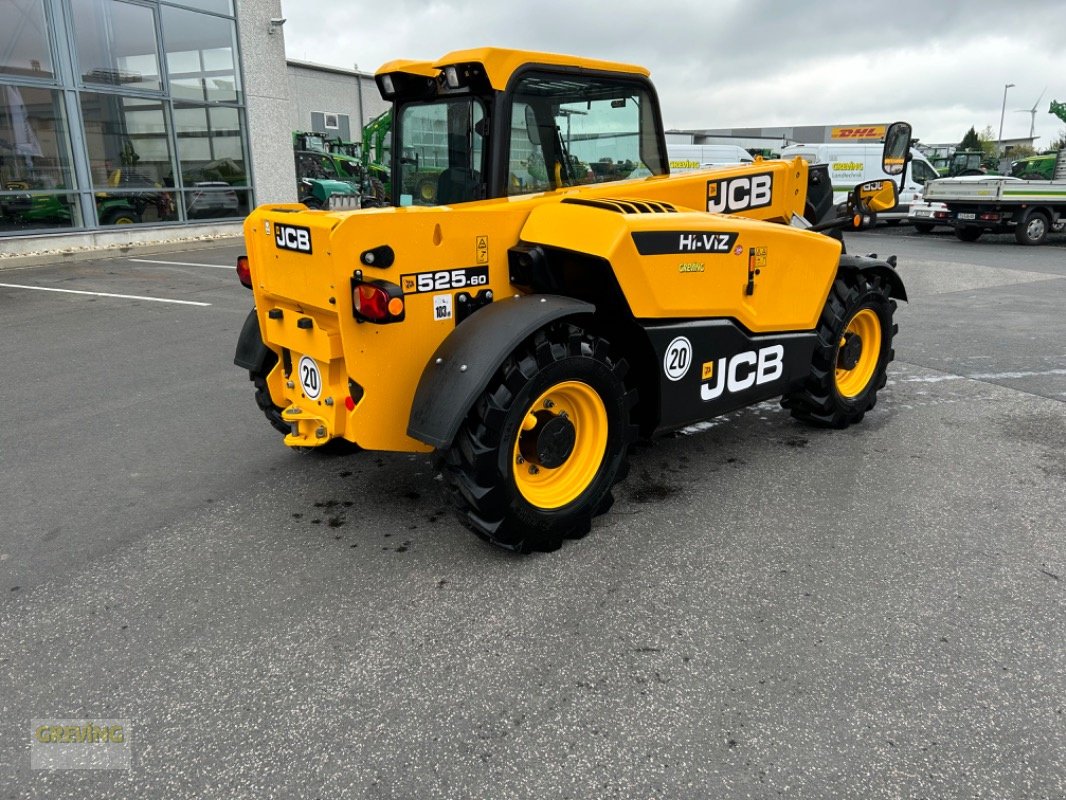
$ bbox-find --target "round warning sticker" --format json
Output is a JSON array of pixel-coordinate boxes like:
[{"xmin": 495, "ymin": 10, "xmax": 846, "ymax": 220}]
[
  {"xmin": 297, "ymin": 355, "xmax": 322, "ymax": 400},
  {"xmin": 663, "ymin": 336, "xmax": 692, "ymax": 381}
]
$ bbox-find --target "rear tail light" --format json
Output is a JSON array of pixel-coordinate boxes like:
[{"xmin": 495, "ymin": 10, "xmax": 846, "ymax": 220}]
[
  {"xmin": 979, "ymin": 212, "xmax": 1001, "ymax": 221},
  {"xmin": 236, "ymin": 255, "xmax": 252, "ymax": 288},
  {"xmin": 351, "ymin": 273, "xmax": 404, "ymax": 323}
]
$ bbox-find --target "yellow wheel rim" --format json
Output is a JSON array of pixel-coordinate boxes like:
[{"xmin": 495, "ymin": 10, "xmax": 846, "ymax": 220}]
[
  {"xmin": 835, "ymin": 308, "xmax": 882, "ymax": 398},
  {"xmin": 512, "ymin": 381, "xmax": 608, "ymax": 510}
]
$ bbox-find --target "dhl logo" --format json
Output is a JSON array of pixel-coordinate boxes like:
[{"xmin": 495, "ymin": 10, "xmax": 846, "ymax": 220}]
[{"xmin": 831, "ymin": 126, "xmax": 886, "ymax": 140}]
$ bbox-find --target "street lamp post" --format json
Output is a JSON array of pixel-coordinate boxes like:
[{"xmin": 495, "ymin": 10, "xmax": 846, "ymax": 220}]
[{"xmin": 998, "ymin": 82, "xmax": 1015, "ymax": 155}]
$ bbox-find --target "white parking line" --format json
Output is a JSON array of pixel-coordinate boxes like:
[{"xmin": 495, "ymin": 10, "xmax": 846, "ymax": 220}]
[
  {"xmin": 0, "ymin": 283, "xmax": 211, "ymax": 307},
  {"xmin": 128, "ymin": 258, "xmax": 232, "ymax": 270}
]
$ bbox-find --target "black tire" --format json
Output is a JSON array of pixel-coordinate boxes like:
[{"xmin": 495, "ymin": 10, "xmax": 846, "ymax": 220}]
[
  {"xmin": 782, "ymin": 273, "xmax": 896, "ymax": 429},
  {"xmin": 416, "ymin": 178, "xmax": 436, "ymax": 204},
  {"xmin": 250, "ymin": 351, "xmax": 290, "ymax": 436},
  {"xmin": 912, "ymin": 222, "xmax": 935, "ymax": 233},
  {"xmin": 439, "ymin": 323, "xmax": 636, "ymax": 553},
  {"xmin": 1021, "ymin": 172, "xmax": 1045, "ymax": 180},
  {"xmin": 1014, "ymin": 210, "xmax": 1049, "ymax": 246},
  {"xmin": 299, "ymin": 195, "xmax": 323, "ymax": 209},
  {"xmin": 101, "ymin": 208, "xmax": 142, "ymax": 225},
  {"xmin": 955, "ymin": 226, "xmax": 982, "ymax": 242}
]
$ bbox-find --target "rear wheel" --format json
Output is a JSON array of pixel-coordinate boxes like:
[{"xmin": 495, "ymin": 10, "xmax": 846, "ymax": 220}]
[
  {"xmin": 782, "ymin": 273, "xmax": 896, "ymax": 428},
  {"xmin": 440, "ymin": 323, "xmax": 635, "ymax": 553},
  {"xmin": 912, "ymin": 222, "xmax": 935, "ymax": 233},
  {"xmin": 250, "ymin": 352, "xmax": 289, "ymax": 435},
  {"xmin": 955, "ymin": 226, "xmax": 982, "ymax": 242},
  {"xmin": 101, "ymin": 208, "xmax": 141, "ymax": 225},
  {"xmin": 1015, "ymin": 210, "xmax": 1049, "ymax": 246}
]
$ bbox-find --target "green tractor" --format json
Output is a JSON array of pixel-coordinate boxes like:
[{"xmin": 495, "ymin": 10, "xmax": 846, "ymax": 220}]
[
  {"xmin": 292, "ymin": 131, "xmax": 366, "ymax": 209},
  {"xmin": 360, "ymin": 109, "xmax": 448, "ymax": 205},
  {"xmin": 933, "ymin": 150, "xmax": 995, "ymax": 177},
  {"xmin": 1010, "ymin": 152, "xmax": 1059, "ymax": 180}
]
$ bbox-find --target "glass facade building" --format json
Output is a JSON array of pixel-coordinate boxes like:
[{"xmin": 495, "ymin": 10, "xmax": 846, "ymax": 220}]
[{"xmin": 0, "ymin": 0, "xmax": 252, "ymax": 236}]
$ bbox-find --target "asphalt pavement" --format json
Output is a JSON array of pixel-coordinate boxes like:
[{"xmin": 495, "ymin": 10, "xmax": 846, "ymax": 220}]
[{"xmin": 0, "ymin": 226, "xmax": 1063, "ymax": 798}]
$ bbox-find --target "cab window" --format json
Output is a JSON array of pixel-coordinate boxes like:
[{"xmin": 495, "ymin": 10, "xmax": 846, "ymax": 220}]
[
  {"xmin": 506, "ymin": 72, "xmax": 665, "ymax": 196},
  {"xmin": 396, "ymin": 98, "xmax": 486, "ymax": 206},
  {"xmin": 909, "ymin": 159, "xmax": 938, "ymax": 185}
]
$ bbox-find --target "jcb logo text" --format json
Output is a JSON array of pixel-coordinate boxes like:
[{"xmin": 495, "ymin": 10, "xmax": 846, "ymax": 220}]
[
  {"xmin": 274, "ymin": 224, "xmax": 312, "ymax": 254},
  {"xmin": 707, "ymin": 173, "xmax": 773, "ymax": 214},
  {"xmin": 701, "ymin": 345, "xmax": 784, "ymax": 401}
]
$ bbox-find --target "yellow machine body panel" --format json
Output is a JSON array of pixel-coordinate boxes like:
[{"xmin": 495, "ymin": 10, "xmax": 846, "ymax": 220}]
[
  {"xmin": 244, "ymin": 156, "xmax": 830, "ymax": 453},
  {"xmin": 517, "ymin": 202, "xmax": 841, "ymax": 332}
]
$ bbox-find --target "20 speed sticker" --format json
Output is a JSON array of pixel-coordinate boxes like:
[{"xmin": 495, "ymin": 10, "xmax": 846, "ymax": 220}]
[
  {"xmin": 297, "ymin": 355, "xmax": 322, "ymax": 399},
  {"xmin": 400, "ymin": 267, "xmax": 488, "ymax": 294},
  {"xmin": 663, "ymin": 336, "xmax": 692, "ymax": 381}
]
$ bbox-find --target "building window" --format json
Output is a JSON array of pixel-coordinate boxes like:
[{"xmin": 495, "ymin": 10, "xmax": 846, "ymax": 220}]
[
  {"xmin": 72, "ymin": 0, "xmax": 163, "ymax": 93},
  {"xmin": 79, "ymin": 91, "xmax": 177, "ymax": 224},
  {"xmin": 0, "ymin": 0, "xmax": 55, "ymax": 80},
  {"xmin": 0, "ymin": 85, "xmax": 81, "ymax": 232},
  {"xmin": 162, "ymin": 4, "xmax": 241, "ymax": 104},
  {"xmin": 174, "ymin": 103, "xmax": 249, "ymax": 218},
  {"xmin": 1, "ymin": 0, "xmax": 250, "ymax": 237}
]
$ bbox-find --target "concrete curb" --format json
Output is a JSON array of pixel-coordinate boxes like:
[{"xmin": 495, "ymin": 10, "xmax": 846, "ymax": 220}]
[{"xmin": 0, "ymin": 235, "xmax": 245, "ymax": 270}]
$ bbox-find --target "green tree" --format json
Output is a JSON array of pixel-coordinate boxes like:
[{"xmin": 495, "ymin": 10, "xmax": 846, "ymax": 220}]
[
  {"xmin": 1050, "ymin": 128, "xmax": 1066, "ymax": 151},
  {"xmin": 977, "ymin": 125, "xmax": 998, "ymax": 159},
  {"xmin": 959, "ymin": 127, "xmax": 981, "ymax": 150}
]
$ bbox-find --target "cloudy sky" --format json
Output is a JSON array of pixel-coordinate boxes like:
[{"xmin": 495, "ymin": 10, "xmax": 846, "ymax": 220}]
[{"xmin": 279, "ymin": 0, "xmax": 1064, "ymax": 147}]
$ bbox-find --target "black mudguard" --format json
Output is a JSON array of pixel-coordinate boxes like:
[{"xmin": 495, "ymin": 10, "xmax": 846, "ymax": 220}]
[
  {"xmin": 407, "ymin": 294, "xmax": 594, "ymax": 449},
  {"xmin": 838, "ymin": 254, "xmax": 908, "ymax": 302},
  {"xmin": 233, "ymin": 308, "xmax": 274, "ymax": 372}
]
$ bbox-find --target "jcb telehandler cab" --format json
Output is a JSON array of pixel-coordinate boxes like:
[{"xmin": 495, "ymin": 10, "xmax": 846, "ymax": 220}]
[{"xmin": 235, "ymin": 48, "xmax": 910, "ymax": 553}]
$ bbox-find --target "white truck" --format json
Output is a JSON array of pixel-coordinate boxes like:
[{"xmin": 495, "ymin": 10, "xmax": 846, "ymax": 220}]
[
  {"xmin": 922, "ymin": 151, "xmax": 1066, "ymax": 245},
  {"xmin": 667, "ymin": 144, "xmax": 755, "ymax": 172}
]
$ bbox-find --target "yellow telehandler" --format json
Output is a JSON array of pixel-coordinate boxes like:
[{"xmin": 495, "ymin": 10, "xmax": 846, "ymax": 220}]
[{"xmin": 235, "ymin": 48, "xmax": 910, "ymax": 552}]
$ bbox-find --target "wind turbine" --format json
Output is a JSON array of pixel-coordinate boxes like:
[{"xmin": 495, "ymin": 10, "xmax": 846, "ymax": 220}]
[{"xmin": 1016, "ymin": 87, "xmax": 1047, "ymax": 140}]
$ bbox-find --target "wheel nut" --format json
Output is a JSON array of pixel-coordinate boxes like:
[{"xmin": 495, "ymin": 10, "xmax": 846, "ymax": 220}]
[
  {"xmin": 516, "ymin": 455, "xmax": 525, "ymax": 464},
  {"xmin": 544, "ymin": 399, "xmax": 554, "ymax": 409},
  {"xmin": 528, "ymin": 465, "xmax": 539, "ymax": 475}
]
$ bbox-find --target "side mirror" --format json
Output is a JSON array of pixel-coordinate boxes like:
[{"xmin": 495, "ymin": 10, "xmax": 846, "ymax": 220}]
[
  {"xmin": 882, "ymin": 121, "xmax": 912, "ymax": 176},
  {"xmin": 524, "ymin": 105, "xmax": 540, "ymax": 146},
  {"xmin": 852, "ymin": 178, "xmax": 899, "ymax": 213}
]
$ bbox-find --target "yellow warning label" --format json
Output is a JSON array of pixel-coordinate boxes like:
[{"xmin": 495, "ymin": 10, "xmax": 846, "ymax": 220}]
[
  {"xmin": 701, "ymin": 361, "xmax": 714, "ymax": 380},
  {"xmin": 476, "ymin": 235, "xmax": 489, "ymax": 264}
]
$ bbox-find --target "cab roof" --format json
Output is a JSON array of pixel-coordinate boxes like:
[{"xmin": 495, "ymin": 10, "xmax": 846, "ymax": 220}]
[{"xmin": 376, "ymin": 47, "xmax": 650, "ymax": 91}]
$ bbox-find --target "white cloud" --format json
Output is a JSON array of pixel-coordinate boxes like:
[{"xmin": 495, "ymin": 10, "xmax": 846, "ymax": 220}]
[{"xmin": 281, "ymin": 0, "xmax": 1066, "ymax": 145}]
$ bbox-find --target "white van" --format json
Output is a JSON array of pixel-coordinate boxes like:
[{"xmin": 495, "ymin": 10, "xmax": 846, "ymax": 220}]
[
  {"xmin": 668, "ymin": 144, "xmax": 755, "ymax": 173},
  {"xmin": 777, "ymin": 143, "xmax": 940, "ymax": 221}
]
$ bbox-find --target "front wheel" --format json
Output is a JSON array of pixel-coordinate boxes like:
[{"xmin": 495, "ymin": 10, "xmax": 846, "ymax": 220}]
[
  {"xmin": 440, "ymin": 323, "xmax": 635, "ymax": 553},
  {"xmin": 782, "ymin": 273, "xmax": 897, "ymax": 428},
  {"xmin": 1015, "ymin": 210, "xmax": 1049, "ymax": 246}
]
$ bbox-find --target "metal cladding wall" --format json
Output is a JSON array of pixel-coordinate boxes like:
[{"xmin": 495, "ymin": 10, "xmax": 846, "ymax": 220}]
[{"xmin": 287, "ymin": 61, "xmax": 389, "ymax": 144}]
